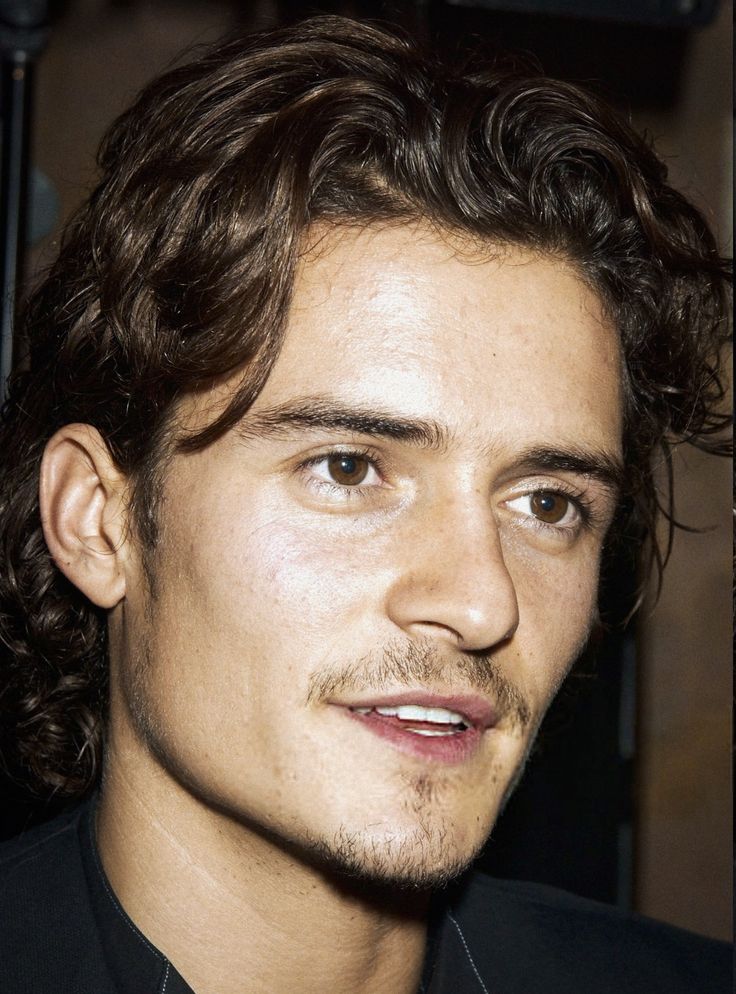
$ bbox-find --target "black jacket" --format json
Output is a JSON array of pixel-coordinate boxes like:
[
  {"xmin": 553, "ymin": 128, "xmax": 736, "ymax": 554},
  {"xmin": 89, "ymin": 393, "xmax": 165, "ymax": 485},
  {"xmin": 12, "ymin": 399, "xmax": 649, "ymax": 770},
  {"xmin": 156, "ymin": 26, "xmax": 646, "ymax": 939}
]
[{"xmin": 0, "ymin": 800, "xmax": 730, "ymax": 993}]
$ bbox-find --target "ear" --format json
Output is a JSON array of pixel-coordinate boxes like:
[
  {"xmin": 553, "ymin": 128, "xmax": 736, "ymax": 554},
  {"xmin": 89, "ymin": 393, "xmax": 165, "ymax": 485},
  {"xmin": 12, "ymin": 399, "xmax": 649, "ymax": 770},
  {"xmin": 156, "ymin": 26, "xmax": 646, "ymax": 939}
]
[{"xmin": 40, "ymin": 424, "xmax": 130, "ymax": 609}]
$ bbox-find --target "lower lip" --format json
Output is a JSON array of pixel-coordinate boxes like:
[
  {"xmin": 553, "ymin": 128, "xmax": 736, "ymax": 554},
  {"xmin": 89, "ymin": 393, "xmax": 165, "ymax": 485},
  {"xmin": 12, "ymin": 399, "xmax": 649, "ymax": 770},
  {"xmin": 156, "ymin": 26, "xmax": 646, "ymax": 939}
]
[{"xmin": 340, "ymin": 708, "xmax": 485, "ymax": 764}]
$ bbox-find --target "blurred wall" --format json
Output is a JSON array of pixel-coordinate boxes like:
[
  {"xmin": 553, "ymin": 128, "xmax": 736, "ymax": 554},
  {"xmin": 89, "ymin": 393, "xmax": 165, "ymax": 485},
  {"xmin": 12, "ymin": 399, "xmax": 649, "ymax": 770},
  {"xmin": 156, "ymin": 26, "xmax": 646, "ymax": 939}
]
[{"xmin": 631, "ymin": 1, "xmax": 732, "ymax": 941}]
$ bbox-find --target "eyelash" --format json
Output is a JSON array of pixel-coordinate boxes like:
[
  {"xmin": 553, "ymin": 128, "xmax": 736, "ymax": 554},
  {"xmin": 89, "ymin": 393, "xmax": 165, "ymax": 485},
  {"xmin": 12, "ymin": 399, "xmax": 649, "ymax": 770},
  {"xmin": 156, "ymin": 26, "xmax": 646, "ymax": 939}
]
[
  {"xmin": 509, "ymin": 484, "xmax": 595, "ymax": 536},
  {"xmin": 298, "ymin": 447, "xmax": 386, "ymax": 501},
  {"xmin": 297, "ymin": 447, "xmax": 597, "ymax": 532}
]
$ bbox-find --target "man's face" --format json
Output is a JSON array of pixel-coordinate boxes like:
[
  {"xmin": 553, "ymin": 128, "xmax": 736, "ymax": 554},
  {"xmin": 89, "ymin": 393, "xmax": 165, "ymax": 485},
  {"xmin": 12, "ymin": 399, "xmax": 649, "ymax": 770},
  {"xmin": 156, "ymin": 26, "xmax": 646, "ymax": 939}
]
[{"xmin": 112, "ymin": 225, "xmax": 623, "ymax": 887}]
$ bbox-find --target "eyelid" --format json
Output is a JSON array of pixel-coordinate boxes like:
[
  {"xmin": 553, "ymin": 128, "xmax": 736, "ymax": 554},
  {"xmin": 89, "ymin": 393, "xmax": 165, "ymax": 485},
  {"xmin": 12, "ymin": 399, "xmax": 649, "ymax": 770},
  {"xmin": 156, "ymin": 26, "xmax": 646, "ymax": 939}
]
[
  {"xmin": 506, "ymin": 491, "xmax": 581, "ymax": 529},
  {"xmin": 503, "ymin": 481, "xmax": 597, "ymax": 531},
  {"xmin": 311, "ymin": 452, "xmax": 382, "ymax": 486},
  {"xmin": 297, "ymin": 445, "xmax": 388, "ymax": 495}
]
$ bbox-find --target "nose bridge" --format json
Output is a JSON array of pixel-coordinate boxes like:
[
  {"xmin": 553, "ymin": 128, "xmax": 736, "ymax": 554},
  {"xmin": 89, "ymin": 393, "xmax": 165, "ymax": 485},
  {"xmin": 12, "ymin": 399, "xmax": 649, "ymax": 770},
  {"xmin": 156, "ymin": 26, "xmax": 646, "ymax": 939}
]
[{"xmin": 385, "ymin": 487, "xmax": 520, "ymax": 651}]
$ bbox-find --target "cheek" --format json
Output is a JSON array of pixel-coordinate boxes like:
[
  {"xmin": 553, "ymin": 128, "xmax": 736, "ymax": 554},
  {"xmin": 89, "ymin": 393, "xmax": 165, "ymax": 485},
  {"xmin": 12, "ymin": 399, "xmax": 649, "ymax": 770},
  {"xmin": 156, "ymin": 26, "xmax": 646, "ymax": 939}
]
[
  {"xmin": 506, "ymin": 547, "xmax": 600, "ymax": 703},
  {"xmin": 157, "ymin": 493, "xmax": 382, "ymax": 676}
]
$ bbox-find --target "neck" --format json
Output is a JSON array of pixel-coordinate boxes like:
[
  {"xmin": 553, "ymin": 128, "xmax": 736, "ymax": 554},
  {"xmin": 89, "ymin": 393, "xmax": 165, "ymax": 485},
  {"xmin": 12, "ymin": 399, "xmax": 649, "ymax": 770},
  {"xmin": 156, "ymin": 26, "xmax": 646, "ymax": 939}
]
[{"xmin": 96, "ymin": 734, "xmax": 430, "ymax": 994}]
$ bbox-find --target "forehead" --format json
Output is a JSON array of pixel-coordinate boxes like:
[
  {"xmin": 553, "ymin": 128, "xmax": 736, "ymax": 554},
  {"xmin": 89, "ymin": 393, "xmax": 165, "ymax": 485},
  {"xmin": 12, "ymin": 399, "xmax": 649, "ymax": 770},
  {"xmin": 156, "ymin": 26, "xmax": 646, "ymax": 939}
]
[{"xmin": 257, "ymin": 224, "xmax": 624, "ymax": 457}]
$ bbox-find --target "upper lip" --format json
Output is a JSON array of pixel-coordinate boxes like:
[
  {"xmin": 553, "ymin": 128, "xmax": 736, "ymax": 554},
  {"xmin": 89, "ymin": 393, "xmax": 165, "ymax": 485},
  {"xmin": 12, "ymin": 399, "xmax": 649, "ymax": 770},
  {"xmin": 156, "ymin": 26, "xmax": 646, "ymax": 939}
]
[{"xmin": 332, "ymin": 691, "xmax": 497, "ymax": 730}]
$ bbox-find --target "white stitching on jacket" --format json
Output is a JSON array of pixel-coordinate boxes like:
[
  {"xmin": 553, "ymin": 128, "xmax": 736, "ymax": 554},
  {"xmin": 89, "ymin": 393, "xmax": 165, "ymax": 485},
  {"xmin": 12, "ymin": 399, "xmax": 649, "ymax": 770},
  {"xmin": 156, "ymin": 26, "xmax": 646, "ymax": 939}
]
[
  {"xmin": 160, "ymin": 961, "xmax": 171, "ymax": 993},
  {"xmin": 448, "ymin": 912, "xmax": 490, "ymax": 994}
]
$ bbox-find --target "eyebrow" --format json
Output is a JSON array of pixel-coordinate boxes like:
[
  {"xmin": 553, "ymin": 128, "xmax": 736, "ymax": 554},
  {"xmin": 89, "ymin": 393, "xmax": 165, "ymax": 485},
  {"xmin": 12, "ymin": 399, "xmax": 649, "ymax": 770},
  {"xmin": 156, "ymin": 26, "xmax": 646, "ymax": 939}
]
[
  {"xmin": 237, "ymin": 396, "xmax": 624, "ymax": 494},
  {"xmin": 238, "ymin": 397, "xmax": 451, "ymax": 451},
  {"xmin": 510, "ymin": 446, "xmax": 625, "ymax": 496}
]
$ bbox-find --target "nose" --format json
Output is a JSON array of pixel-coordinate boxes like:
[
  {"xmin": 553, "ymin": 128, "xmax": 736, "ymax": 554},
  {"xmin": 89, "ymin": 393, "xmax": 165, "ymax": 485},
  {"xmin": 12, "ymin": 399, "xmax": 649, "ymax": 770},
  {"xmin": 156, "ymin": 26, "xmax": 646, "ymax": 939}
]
[{"xmin": 384, "ymin": 495, "xmax": 520, "ymax": 652}]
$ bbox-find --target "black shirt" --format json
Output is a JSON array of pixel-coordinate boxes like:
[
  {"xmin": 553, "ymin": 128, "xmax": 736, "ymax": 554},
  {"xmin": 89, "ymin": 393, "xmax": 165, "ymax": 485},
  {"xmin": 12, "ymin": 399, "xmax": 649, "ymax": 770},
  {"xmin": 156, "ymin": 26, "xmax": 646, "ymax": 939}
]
[{"xmin": 0, "ymin": 799, "xmax": 730, "ymax": 993}]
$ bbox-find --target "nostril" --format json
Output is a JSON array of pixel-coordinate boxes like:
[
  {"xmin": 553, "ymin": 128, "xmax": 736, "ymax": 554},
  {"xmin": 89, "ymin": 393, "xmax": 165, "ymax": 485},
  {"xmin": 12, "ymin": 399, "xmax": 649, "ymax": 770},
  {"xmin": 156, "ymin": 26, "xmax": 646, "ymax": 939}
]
[{"xmin": 499, "ymin": 622, "xmax": 517, "ymax": 643}]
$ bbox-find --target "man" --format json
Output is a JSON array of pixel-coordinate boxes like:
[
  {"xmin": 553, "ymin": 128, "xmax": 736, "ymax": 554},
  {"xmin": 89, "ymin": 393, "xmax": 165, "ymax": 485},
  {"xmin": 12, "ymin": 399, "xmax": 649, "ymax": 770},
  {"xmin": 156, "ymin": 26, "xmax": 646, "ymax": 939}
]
[{"xmin": 0, "ymin": 15, "xmax": 730, "ymax": 994}]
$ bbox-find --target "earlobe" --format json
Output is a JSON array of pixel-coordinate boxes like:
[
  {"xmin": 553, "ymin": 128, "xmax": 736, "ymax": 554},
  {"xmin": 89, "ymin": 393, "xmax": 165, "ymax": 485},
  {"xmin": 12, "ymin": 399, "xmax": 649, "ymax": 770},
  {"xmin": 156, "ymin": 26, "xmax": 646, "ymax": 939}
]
[{"xmin": 40, "ymin": 424, "xmax": 129, "ymax": 609}]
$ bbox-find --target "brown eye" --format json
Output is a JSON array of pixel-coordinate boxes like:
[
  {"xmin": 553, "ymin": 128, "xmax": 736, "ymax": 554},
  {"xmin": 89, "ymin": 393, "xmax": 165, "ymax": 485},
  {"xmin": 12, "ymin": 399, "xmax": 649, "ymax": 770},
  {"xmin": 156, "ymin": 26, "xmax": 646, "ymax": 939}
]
[
  {"xmin": 530, "ymin": 491, "xmax": 570, "ymax": 524},
  {"xmin": 326, "ymin": 454, "xmax": 371, "ymax": 486}
]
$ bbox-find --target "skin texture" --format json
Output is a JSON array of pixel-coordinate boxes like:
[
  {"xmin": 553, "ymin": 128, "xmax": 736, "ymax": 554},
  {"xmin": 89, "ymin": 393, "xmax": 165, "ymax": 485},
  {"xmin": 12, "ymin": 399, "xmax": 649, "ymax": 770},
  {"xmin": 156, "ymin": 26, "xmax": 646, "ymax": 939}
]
[{"xmin": 41, "ymin": 224, "xmax": 624, "ymax": 994}]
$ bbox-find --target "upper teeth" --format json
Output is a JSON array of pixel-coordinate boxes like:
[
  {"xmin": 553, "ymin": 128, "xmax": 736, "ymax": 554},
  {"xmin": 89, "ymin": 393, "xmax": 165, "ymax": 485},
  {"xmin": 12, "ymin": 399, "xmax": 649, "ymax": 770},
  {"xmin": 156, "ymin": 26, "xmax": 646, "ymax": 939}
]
[{"xmin": 353, "ymin": 704, "xmax": 468, "ymax": 725}]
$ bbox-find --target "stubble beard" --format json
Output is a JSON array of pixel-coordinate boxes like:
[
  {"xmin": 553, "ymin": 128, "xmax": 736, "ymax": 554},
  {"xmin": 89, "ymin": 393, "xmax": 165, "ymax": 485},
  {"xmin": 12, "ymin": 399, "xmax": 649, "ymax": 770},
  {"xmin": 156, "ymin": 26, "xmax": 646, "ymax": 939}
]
[
  {"xmin": 297, "ymin": 727, "xmax": 542, "ymax": 893},
  {"xmin": 118, "ymin": 616, "xmax": 555, "ymax": 894},
  {"xmin": 301, "ymin": 819, "xmax": 477, "ymax": 892},
  {"xmin": 300, "ymin": 766, "xmax": 487, "ymax": 892},
  {"xmin": 296, "ymin": 638, "xmax": 542, "ymax": 891}
]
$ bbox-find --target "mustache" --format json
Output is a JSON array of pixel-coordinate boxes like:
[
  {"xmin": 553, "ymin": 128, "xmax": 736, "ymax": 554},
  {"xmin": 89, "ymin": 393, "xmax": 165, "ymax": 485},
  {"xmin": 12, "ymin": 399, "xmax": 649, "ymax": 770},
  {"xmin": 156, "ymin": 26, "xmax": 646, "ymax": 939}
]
[{"xmin": 306, "ymin": 637, "xmax": 532, "ymax": 732}]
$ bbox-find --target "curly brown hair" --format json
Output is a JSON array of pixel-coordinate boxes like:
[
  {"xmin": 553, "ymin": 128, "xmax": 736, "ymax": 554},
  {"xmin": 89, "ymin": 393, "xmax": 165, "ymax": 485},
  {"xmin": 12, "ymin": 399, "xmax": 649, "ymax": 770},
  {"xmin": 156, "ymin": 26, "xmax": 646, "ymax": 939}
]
[{"xmin": 0, "ymin": 16, "xmax": 729, "ymax": 803}]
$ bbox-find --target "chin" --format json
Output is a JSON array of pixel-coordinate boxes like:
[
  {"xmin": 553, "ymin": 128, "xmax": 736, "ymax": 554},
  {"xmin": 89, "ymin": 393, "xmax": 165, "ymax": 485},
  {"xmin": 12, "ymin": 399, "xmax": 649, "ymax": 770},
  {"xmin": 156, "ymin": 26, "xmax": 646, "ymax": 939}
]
[{"xmin": 301, "ymin": 821, "xmax": 486, "ymax": 892}]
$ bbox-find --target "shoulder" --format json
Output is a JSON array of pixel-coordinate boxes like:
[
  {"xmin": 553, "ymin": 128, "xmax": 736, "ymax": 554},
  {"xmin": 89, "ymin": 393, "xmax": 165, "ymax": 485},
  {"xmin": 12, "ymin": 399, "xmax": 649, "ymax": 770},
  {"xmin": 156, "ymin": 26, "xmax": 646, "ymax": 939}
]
[
  {"xmin": 0, "ymin": 804, "xmax": 87, "ymax": 909},
  {"xmin": 441, "ymin": 871, "xmax": 731, "ymax": 994},
  {"xmin": 0, "ymin": 803, "xmax": 82, "ymax": 866},
  {"xmin": 0, "ymin": 802, "xmax": 117, "ymax": 994}
]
